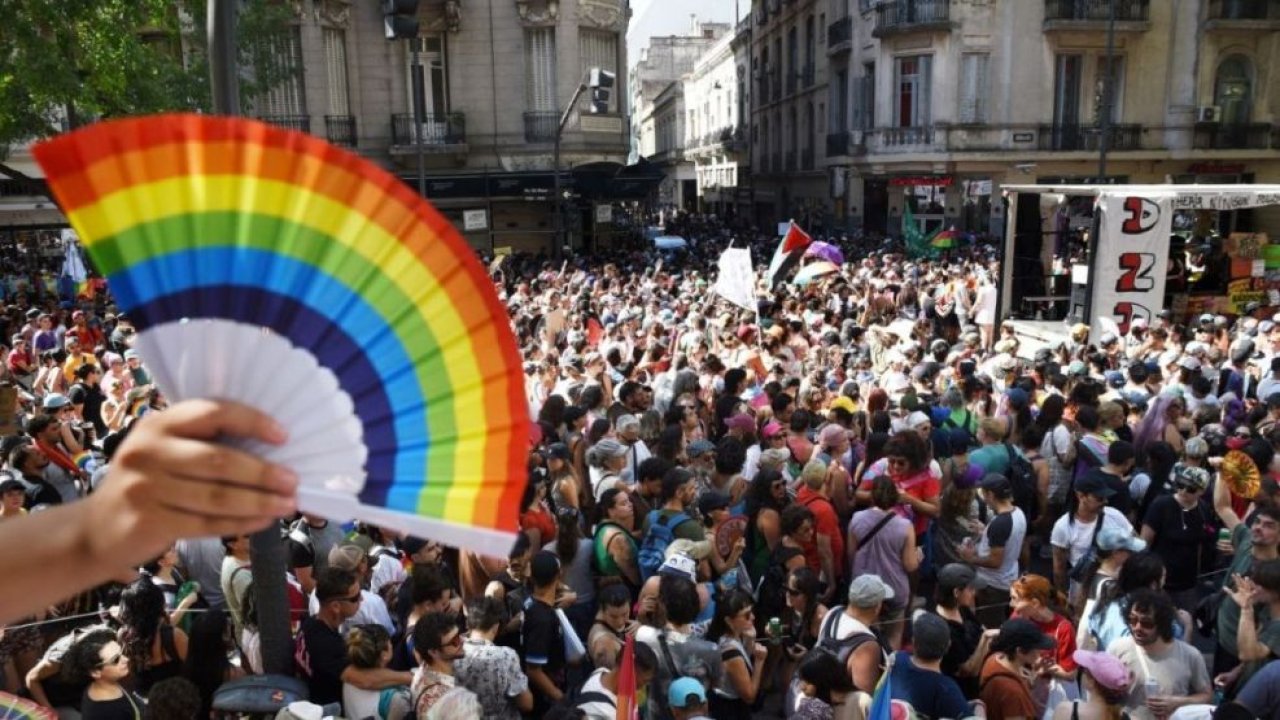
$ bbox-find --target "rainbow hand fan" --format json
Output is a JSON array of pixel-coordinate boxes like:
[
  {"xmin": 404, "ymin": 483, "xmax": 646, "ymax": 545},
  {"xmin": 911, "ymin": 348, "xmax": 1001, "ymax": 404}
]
[{"xmin": 33, "ymin": 114, "xmax": 530, "ymax": 556}]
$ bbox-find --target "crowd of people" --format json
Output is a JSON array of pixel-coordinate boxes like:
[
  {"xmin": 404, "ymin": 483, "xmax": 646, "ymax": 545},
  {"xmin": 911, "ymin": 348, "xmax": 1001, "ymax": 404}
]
[{"xmin": 1, "ymin": 216, "xmax": 1279, "ymax": 720}]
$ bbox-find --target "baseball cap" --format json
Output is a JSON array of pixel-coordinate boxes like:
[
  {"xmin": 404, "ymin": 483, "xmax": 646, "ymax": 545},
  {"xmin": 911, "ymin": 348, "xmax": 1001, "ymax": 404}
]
[
  {"xmin": 847, "ymin": 575, "xmax": 895, "ymax": 608},
  {"xmin": 1130, "ymin": 318, "xmax": 1148, "ymax": 330},
  {"xmin": 992, "ymin": 618, "xmax": 1056, "ymax": 653},
  {"xmin": 1099, "ymin": 332, "xmax": 1118, "ymax": 346},
  {"xmin": 327, "ymin": 542, "xmax": 367, "ymax": 573},
  {"xmin": 724, "ymin": 414, "xmax": 755, "ymax": 432},
  {"xmin": 1067, "ymin": 360, "xmax": 1088, "ymax": 376},
  {"xmin": 0, "ymin": 476, "xmax": 25, "ymax": 494},
  {"xmin": 658, "ymin": 553, "xmax": 697, "ymax": 581},
  {"xmin": 1075, "ymin": 471, "xmax": 1117, "ymax": 498},
  {"xmin": 829, "ymin": 396, "xmax": 857, "ymax": 415},
  {"xmin": 545, "ymin": 442, "xmax": 571, "ymax": 461},
  {"xmin": 697, "ymin": 489, "xmax": 731, "ymax": 516},
  {"xmin": 1172, "ymin": 463, "xmax": 1211, "ymax": 491},
  {"xmin": 667, "ymin": 677, "xmax": 707, "ymax": 709},
  {"xmin": 761, "ymin": 421, "xmax": 784, "ymax": 439},
  {"xmin": 1179, "ymin": 356, "xmax": 1201, "ymax": 371},
  {"xmin": 593, "ymin": 438, "xmax": 628, "ymax": 458},
  {"xmin": 42, "ymin": 393, "xmax": 70, "ymax": 410},
  {"xmin": 1073, "ymin": 650, "xmax": 1133, "ymax": 692},
  {"xmin": 1105, "ymin": 370, "xmax": 1125, "ymax": 389},
  {"xmin": 937, "ymin": 563, "xmax": 978, "ymax": 592},
  {"xmin": 1096, "ymin": 526, "xmax": 1147, "ymax": 554},
  {"xmin": 24, "ymin": 308, "xmax": 39, "ymax": 319},
  {"xmin": 979, "ymin": 472, "xmax": 1011, "ymax": 493},
  {"xmin": 686, "ymin": 439, "xmax": 716, "ymax": 458}
]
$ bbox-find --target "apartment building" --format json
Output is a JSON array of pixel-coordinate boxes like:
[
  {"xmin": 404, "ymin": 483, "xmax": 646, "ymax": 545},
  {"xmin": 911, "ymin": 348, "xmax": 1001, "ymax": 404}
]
[
  {"xmin": 2, "ymin": 0, "xmax": 636, "ymax": 254},
  {"xmin": 631, "ymin": 20, "xmax": 730, "ymax": 213},
  {"xmin": 683, "ymin": 27, "xmax": 751, "ymax": 218},
  {"xmin": 823, "ymin": 0, "xmax": 1280, "ymax": 238},
  {"xmin": 749, "ymin": 0, "xmax": 832, "ymax": 231}
]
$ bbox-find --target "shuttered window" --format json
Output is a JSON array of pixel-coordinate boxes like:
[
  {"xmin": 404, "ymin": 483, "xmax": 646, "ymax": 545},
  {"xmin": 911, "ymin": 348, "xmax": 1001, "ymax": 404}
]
[
  {"xmin": 959, "ymin": 53, "xmax": 988, "ymax": 124},
  {"xmin": 526, "ymin": 28, "xmax": 558, "ymax": 111},
  {"xmin": 258, "ymin": 27, "xmax": 306, "ymax": 117},
  {"xmin": 323, "ymin": 28, "xmax": 350, "ymax": 116}
]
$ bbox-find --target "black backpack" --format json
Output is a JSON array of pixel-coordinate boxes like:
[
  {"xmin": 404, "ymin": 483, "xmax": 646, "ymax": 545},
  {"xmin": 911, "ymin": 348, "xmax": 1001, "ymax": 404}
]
[{"xmin": 1004, "ymin": 443, "xmax": 1040, "ymax": 524}]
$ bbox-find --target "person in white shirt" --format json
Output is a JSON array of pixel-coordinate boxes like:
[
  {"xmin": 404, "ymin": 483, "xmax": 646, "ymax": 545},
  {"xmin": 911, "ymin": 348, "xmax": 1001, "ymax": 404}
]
[
  {"xmin": 576, "ymin": 642, "xmax": 659, "ymax": 719},
  {"xmin": 616, "ymin": 414, "xmax": 652, "ymax": 483},
  {"xmin": 1051, "ymin": 474, "xmax": 1134, "ymax": 611},
  {"xmin": 307, "ymin": 543, "xmax": 396, "ymax": 635}
]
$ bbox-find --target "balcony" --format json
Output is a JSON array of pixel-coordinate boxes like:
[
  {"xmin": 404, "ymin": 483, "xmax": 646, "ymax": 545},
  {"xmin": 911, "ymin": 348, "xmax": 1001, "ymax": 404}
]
[
  {"xmin": 801, "ymin": 147, "xmax": 814, "ymax": 170},
  {"xmin": 828, "ymin": 16, "xmax": 853, "ymax": 54},
  {"xmin": 1193, "ymin": 122, "xmax": 1272, "ymax": 149},
  {"xmin": 258, "ymin": 114, "xmax": 311, "ymax": 133},
  {"xmin": 869, "ymin": 126, "xmax": 940, "ymax": 152},
  {"xmin": 391, "ymin": 113, "xmax": 467, "ymax": 149},
  {"xmin": 1038, "ymin": 123, "xmax": 1143, "ymax": 151},
  {"xmin": 324, "ymin": 115, "xmax": 356, "ymax": 147},
  {"xmin": 523, "ymin": 111, "xmax": 558, "ymax": 143},
  {"xmin": 720, "ymin": 126, "xmax": 747, "ymax": 152},
  {"xmin": 1043, "ymin": 0, "xmax": 1151, "ymax": 31},
  {"xmin": 873, "ymin": 0, "xmax": 956, "ymax": 38},
  {"xmin": 1205, "ymin": 0, "xmax": 1280, "ymax": 29}
]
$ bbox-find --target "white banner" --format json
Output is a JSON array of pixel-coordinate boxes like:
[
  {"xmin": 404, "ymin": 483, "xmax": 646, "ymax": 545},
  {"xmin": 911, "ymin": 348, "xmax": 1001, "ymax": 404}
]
[
  {"xmin": 1093, "ymin": 192, "xmax": 1176, "ymax": 339},
  {"xmin": 715, "ymin": 247, "xmax": 757, "ymax": 311}
]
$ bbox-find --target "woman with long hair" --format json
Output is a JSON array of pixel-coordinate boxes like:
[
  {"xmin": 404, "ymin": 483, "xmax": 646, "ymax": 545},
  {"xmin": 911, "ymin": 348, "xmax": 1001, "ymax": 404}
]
[
  {"xmin": 1133, "ymin": 441, "xmax": 1178, "ymax": 521},
  {"xmin": 343, "ymin": 624, "xmax": 409, "ymax": 720},
  {"xmin": 744, "ymin": 468, "xmax": 788, "ymax": 584},
  {"xmin": 183, "ymin": 608, "xmax": 240, "ymax": 720},
  {"xmin": 563, "ymin": 405, "xmax": 591, "ymax": 499},
  {"xmin": 551, "ymin": 508, "xmax": 596, "ymax": 642},
  {"xmin": 856, "ymin": 431, "xmax": 941, "ymax": 543},
  {"xmin": 778, "ymin": 567, "xmax": 827, "ymax": 688},
  {"xmin": 517, "ymin": 474, "xmax": 555, "ymax": 549},
  {"xmin": 592, "ymin": 488, "xmax": 640, "ymax": 591},
  {"xmin": 536, "ymin": 394, "xmax": 567, "ymax": 444},
  {"xmin": 847, "ymin": 476, "xmax": 917, "ymax": 649},
  {"xmin": 545, "ymin": 443, "xmax": 582, "ymax": 519},
  {"xmin": 117, "ymin": 577, "xmax": 187, "ymax": 695},
  {"xmin": 931, "ymin": 563, "xmax": 991, "ymax": 698},
  {"xmin": 851, "ymin": 431, "xmax": 890, "ymax": 497},
  {"xmin": 1133, "ymin": 390, "xmax": 1187, "ymax": 461},
  {"xmin": 142, "ymin": 545, "xmax": 200, "ymax": 628},
  {"xmin": 705, "ymin": 588, "xmax": 768, "ymax": 716},
  {"xmin": 933, "ymin": 464, "xmax": 985, "ymax": 568}
]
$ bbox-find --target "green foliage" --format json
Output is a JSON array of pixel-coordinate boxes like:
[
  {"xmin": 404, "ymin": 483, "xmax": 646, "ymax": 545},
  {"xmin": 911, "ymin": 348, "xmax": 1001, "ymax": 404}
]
[{"xmin": 0, "ymin": 0, "xmax": 301, "ymax": 147}]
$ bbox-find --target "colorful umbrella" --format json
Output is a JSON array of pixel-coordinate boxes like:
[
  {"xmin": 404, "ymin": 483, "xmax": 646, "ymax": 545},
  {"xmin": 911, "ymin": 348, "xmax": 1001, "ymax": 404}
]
[
  {"xmin": 931, "ymin": 229, "xmax": 958, "ymax": 248},
  {"xmin": 0, "ymin": 692, "xmax": 58, "ymax": 720},
  {"xmin": 804, "ymin": 240, "xmax": 845, "ymax": 266},
  {"xmin": 793, "ymin": 260, "xmax": 840, "ymax": 286}
]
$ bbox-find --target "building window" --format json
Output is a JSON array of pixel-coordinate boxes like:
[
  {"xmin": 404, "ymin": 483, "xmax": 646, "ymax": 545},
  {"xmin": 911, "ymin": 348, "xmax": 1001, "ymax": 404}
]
[
  {"xmin": 805, "ymin": 16, "xmax": 815, "ymax": 74},
  {"xmin": 408, "ymin": 36, "xmax": 449, "ymax": 118},
  {"xmin": 580, "ymin": 29, "xmax": 619, "ymax": 112},
  {"xmin": 834, "ymin": 69, "xmax": 848, "ymax": 130},
  {"xmin": 1093, "ymin": 55, "xmax": 1124, "ymax": 124},
  {"xmin": 1215, "ymin": 55, "xmax": 1253, "ymax": 125},
  {"xmin": 323, "ymin": 28, "xmax": 350, "ymax": 116},
  {"xmin": 526, "ymin": 28, "xmax": 557, "ymax": 111},
  {"xmin": 893, "ymin": 55, "xmax": 931, "ymax": 127},
  {"xmin": 256, "ymin": 26, "xmax": 306, "ymax": 117},
  {"xmin": 1053, "ymin": 54, "xmax": 1083, "ymax": 127},
  {"xmin": 958, "ymin": 53, "xmax": 988, "ymax": 124}
]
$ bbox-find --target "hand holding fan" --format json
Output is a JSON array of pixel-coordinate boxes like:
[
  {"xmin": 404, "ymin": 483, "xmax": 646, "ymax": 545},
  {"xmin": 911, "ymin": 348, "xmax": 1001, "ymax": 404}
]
[{"xmin": 34, "ymin": 114, "xmax": 530, "ymax": 556}]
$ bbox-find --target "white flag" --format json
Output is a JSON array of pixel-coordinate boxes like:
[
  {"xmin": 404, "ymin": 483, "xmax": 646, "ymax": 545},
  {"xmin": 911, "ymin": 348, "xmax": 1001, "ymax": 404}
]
[{"xmin": 714, "ymin": 247, "xmax": 756, "ymax": 311}]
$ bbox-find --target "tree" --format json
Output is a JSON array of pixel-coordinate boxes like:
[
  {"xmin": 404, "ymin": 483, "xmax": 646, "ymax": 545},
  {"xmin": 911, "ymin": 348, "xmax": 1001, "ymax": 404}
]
[{"xmin": 0, "ymin": 0, "xmax": 299, "ymax": 171}]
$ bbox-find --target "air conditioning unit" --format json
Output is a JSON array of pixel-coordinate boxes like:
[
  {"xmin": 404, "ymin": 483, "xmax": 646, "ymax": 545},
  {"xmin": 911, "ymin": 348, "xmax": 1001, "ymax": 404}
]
[{"xmin": 1197, "ymin": 106, "xmax": 1221, "ymax": 123}]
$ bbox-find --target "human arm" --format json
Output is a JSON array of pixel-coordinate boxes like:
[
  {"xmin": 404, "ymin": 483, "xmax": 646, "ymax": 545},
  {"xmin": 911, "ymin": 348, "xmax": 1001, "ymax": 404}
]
[
  {"xmin": 340, "ymin": 666, "xmax": 414, "ymax": 691},
  {"xmin": 1227, "ymin": 575, "xmax": 1270, "ymax": 662},
  {"xmin": 607, "ymin": 530, "xmax": 642, "ymax": 588},
  {"xmin": 901, "ymin": 489, "xmax": 940, "ymax": 518},
  {"xmin": 525, "ymin": 666, "xmax": 563, "ymax": 703},
  {"xmin": 849, "ymin": 641, "xmax": 882, "ymax": 693},
  {"xmin": 1052, "ymin": 545, "xmax": 1069, "ymax": 591},
  {"xmin": 169, "ymin": 588, "xmax": 200, "ymax": 628},
  {"xmin": 817, "ymin": 533, "xmax": 837, "ymax": 599},
  {"xmin": 24, "ymin": 659, "xmax": 58, "ymax": 707},
  {"xmin": 901, "ymin": 524, "xmax": 920, "ymax": 573},
  {"xmin": 758, "ymin": 508, "xmax": 782, "ymax": 550},
  {"xmin": 294, "ymin": 565, "xmax": 316, "ymax": 597},
  {"xmin": 723, "ymin": 646, "xmax": 768, "ymax": 704},
  {"xmin": 0, "ymin": 400, "xmax": 296, "ymax": 624},
  {"xmin": 960, "ymin": 629, "xmax": 998, "ymax": 677}
]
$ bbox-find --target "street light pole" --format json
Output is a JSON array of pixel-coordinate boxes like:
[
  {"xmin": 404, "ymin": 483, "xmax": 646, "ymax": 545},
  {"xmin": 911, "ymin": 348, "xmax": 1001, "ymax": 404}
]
[
  {"xmin": 1097, "ymin": 0, "xmax": 1116, "ymax": 181},
  {"xmin": 410, "ymin": 39, "xmax": 426, "ymax": 199},
  {"xmin": 553, "ymin": 72, "xmax": 591, "ymax": 260},
  {"xmin": 207, "ymin": 0, "xmax": 294, "ymax": 678}
]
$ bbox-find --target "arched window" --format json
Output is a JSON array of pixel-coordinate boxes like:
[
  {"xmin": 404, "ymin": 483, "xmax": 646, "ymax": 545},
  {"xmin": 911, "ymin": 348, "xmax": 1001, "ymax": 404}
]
[{"xmin": 1215, "ymin": 55, "xmax": 1253, "ymax": 125}]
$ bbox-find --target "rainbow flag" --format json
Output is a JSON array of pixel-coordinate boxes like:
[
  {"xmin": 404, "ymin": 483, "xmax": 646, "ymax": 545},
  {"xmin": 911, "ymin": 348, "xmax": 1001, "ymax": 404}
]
[
  {"xmin": 868, "ymin": 652, "xmax": 895, "ymax": 720},
  {"xmin": 616, "ymin": 634, "xmax": 638, "ymax": 720}
]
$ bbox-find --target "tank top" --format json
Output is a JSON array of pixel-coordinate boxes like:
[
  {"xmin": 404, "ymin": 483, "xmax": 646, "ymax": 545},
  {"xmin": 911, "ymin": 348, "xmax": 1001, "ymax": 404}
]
[
  {"xmin": 132, "ymin": 625, "xmax": 183, "ymax": 694},
  {"xmin": 847, "ymin": 508, "xmax": 910, "ymax": 608},
  {"xmin": 592, "ymin": 523, "xmax": 637, "ymax": 580}
]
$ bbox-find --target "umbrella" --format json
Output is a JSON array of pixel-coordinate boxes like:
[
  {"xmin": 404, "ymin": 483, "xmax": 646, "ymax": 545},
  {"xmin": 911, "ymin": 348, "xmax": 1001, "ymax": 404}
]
[
  {"xmin": 653, "ymin": 235, "xmax": 688, "ymax": 250},
  {"xmin": 793, "ymin": 260, "xmax": 839, "ymax": 286},
  {"xmin": 0, "ymin": 692, "xmax": 57, "ymax": 720},
  {"xmin": 804, "ymin": 240, "xmax": 845, "ymax": 266},
  {"xmin": 931, "ymin": 229, "xmax": 958, "ymax": 249}
]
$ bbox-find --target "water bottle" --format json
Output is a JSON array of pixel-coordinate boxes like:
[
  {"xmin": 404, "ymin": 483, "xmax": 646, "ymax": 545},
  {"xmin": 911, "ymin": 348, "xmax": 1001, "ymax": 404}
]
[{"xmin": 1145, "ymin": 678, "xmax": 1162, "ymax": 718}]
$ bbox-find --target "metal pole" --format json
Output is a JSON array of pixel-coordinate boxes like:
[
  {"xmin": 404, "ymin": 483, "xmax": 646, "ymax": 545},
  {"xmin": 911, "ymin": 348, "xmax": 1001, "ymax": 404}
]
[
  {"xmin": 208, "ymin": 0, "xmax": 293, "ymax": 679},
  {"xmin": 1097, "ymin": 0, "xmax": 1116, "ymax": 181},
  {"xmin": 411, "ymin": 39, "xmax": 426, "ymax": 199},
  {"xmin": 553, "ymin": 127, "xmax": 563, "ymax": 260}
]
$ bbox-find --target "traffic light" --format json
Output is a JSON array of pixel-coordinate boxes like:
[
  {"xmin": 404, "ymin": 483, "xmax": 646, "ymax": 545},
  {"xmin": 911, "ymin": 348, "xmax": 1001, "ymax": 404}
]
[
  {"xmin": 383, "ymin": 0, "xmax": 420, "ymax": 40},
  {"xmin": 588, "ymin": 68, "xmax": 616, "ymax": 114}
]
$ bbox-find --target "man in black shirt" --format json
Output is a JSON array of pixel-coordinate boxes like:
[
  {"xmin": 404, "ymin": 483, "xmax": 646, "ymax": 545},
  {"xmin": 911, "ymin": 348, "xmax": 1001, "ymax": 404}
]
[
  {"xmin": 295, "ymin": 567, "xmax": 411, "ymax": 709},
  {"xmin": 67, "ymin": 364, "xmax": 107, "ymax": 437},
  {"xmin": 9, "ymin": 443, "xmax": 65, "ymax": 508},
  {"xmin": 1088, "ymin": 440, "xmax": 1137, "ymax": 520},
  {"xmin": 521, "ymin": 551, "xmax": 566, "ymax": 715}
]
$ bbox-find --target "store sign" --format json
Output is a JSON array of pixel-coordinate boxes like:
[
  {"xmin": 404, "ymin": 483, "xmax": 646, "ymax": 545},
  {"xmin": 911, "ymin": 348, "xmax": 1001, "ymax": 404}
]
[
  {"xmin": 1095, "ymin": 192, "xmax": 1176, "ymax": 338},
  {"xmin": 595, "ymin": 204, "xmax": 613, "ymax": 223},
  {"xmin": 463, "ymin": 209, "xmax": 488, "ymax": 231},
  {"xmin": 890, "ymin": 176, "xmax": 953, "ymax": 187}
]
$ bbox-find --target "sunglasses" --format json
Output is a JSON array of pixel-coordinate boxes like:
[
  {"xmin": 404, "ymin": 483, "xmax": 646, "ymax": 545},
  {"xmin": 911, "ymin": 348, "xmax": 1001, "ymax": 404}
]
[
  {"xmin": 1127, "ymin": 614, "xmax": 1156, "ymax": 630},
  {"xmin": 98, "ymin": 652, "xmax": 125, "ymax": 668}
]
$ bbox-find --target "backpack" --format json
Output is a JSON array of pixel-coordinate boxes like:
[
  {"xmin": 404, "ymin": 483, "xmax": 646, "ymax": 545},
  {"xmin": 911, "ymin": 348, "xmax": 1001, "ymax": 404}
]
[
  {"xmin": 811, "ymin": 607, "xmax": 881, "ymax": 668},
  {"xmin": 637, "ymin": 510, "xmax": 691, "ymax": 580},
  {"xmin": 1004, "ymin": 443, "xmax": 1040, "ymax": 525}
]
